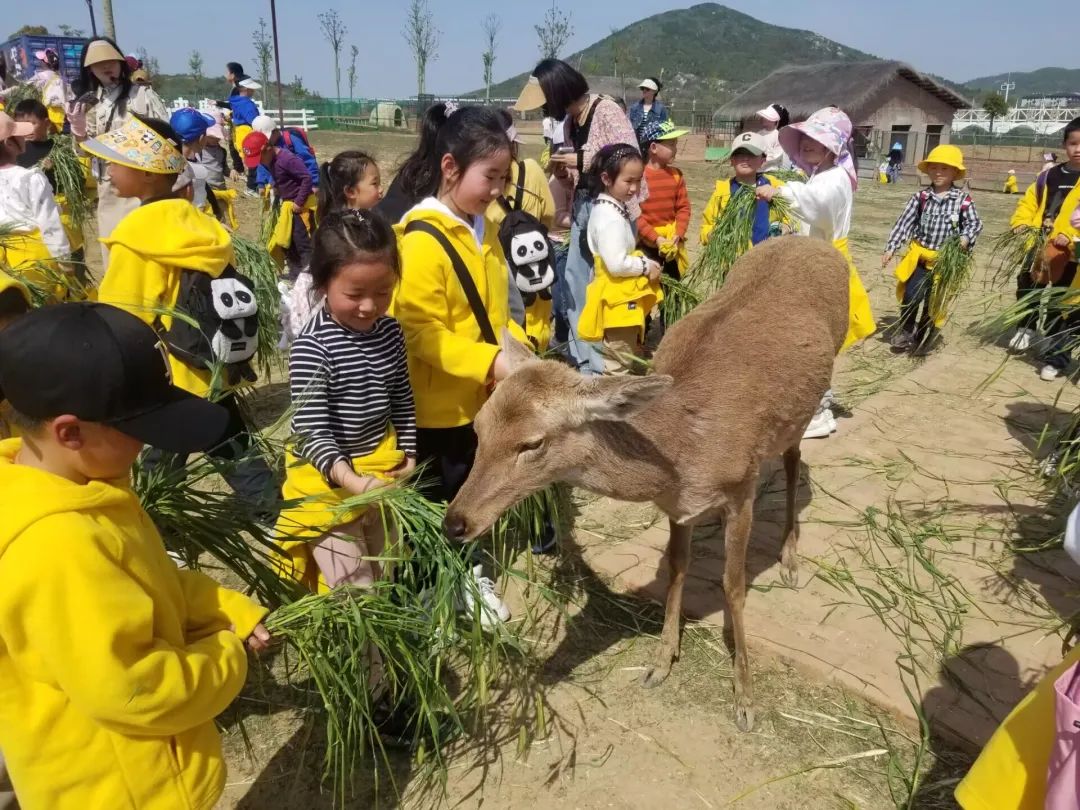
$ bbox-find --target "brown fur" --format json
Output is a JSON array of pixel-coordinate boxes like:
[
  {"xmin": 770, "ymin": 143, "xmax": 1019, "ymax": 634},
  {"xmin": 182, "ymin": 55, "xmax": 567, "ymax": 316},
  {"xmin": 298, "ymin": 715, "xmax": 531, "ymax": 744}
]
[{"xmin": 445, "ymin": 236, "xmax": 849, "ymax": 730}]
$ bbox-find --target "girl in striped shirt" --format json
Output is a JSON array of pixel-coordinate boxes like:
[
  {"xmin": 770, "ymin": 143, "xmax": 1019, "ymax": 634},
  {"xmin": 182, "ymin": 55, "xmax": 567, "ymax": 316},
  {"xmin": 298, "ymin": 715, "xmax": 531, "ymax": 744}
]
[{"xmin": 274, "ymin": 209, "xmax": 416, "ymax": 592}]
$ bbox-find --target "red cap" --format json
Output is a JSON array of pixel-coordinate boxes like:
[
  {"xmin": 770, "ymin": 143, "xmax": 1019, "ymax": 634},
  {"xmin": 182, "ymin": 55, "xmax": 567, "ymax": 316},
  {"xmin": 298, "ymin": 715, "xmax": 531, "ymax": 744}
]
[{"xmin": 241, "ymin": 131, "xmax": 269, "ymax": 168}]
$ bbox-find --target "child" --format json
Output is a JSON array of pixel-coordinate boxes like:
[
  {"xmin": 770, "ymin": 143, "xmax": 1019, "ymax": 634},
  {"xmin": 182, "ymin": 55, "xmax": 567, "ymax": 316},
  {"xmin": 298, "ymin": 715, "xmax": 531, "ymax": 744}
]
[
  {"xmin": 882, "ymin": 144, "xmax": 983, "ymax": 354},
  {"xmin": 578, "ymin": 143, "xmax": 662, "ymax": 371},
  {"xmin": 637, "ymin": 119, "xmax": 691, "ymax": 280},
  {"xmin": 700, "ymin": 130, "xmax": 787, "ymax": 248},
  {"xmin": 317, "ymin": 150, "xmax": 382, "ymax": 215},
  {"xmin": 1007, "ymin": 118, "xmax": 1080, "ymax": 360},
  {"xmin": 1004, "ymin": 169, "xmax": 1018, "ymax": 194},
  {"xmin": 244, "ymin": 129, "xmax": 314, "ymax": 280},
  {"xmin": 253, "ymin": 114, "xmax": 320, "ymax": 193},
  {"xmin": 169, "ymin": 107, "xmax": 214, "ymax": 209},
  {"xmin": 230, "ymin": 77, "xmax": 262, "ymax": 197},
  {"xmin": 394, "ymin": 105, "xmax": 531, "ymax": 621},
  {"xmin": 88, "ymin": 115, "xmax": 278, "ymax": 515},
  {"xmin": 757, "ymin": 106, "xmax": 875, "ymax": 439},
  {"xmin": 0, "ymin": 301, "xmax": 270, "ymax": 809},
  {"xmin": 275, "ymin": 210, "xmax": 415, "ymax": 591},
  {"xmin": 0, "ymin": 112, "xmax": 71, "ymax": 291},
  {"xmin": 12, "ymin": 99, "xmax": 86, "ymax": 275}
]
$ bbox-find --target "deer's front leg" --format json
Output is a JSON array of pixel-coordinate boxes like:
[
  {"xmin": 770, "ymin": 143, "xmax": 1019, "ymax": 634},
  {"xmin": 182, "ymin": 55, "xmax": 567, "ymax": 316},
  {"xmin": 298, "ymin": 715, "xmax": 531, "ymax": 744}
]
[{"xmin": 641, "ymin": 519, "xmax": 692, "ymax": 689}]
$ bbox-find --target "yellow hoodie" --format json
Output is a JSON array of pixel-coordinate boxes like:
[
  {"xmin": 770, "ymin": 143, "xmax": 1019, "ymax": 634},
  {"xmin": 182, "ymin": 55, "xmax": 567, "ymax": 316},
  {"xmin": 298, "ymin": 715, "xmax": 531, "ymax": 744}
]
[
  {"xmin": 0, "ymin": 438, "xmax": 266, "ymax": 810},
  {"xmin": 97, "ymin": 199, "xmax": 235, "ymax": 399},
  {"xmin": 394, "ymin": 200, "xmax": 529, "ymax": 429}
]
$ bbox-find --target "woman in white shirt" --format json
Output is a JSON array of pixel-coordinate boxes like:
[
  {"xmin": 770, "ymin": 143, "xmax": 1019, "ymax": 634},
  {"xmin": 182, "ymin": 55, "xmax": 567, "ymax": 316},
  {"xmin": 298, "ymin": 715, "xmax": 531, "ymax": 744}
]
[{"xmin": 756, "ymin": 104, "xmax": 790, "ymax": 172}]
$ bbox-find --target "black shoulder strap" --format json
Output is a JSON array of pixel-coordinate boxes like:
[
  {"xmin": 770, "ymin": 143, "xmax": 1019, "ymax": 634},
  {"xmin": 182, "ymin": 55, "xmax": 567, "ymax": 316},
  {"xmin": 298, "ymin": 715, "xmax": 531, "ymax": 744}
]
[
  {"xmin": 514, "ymin": 161, "xmax": 526, "ymax": 210},
  {"xmin": 572, "ymin": 97, "xmax": 603, "ymax": 173},
  {"xmin": 404, "ymin": 220, "xmax": 498, "ymax": 346}
]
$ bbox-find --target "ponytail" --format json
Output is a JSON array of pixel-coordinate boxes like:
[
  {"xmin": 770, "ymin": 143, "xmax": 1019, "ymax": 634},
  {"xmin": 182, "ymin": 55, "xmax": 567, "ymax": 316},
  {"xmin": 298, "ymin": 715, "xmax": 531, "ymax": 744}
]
[{"xmin": 316, "ymin": 150, "xmax": 377, "ymax": 216}]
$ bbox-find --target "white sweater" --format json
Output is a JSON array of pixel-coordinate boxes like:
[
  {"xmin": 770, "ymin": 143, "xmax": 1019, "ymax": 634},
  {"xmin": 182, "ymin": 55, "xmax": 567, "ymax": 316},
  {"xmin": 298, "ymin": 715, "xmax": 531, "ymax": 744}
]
[
  {"xmin": 778, "ymin": 165, "xmax": 853, "ymax": 242},
  {"xmin": 587, "ymin": 194, "xmax": 647, "ymax": 277},
  {"xmin": 0, "ymin": 164, "xmax": 70, "ymax": 259}
]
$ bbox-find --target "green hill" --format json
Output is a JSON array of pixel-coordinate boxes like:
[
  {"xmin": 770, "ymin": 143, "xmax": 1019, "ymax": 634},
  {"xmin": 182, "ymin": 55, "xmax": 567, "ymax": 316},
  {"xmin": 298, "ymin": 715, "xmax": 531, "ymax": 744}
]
[
  {"xmin": 477, "ymin": 2, "xmax": 879, "ymax": 109},
  {"xmin": 964, "ymin": 68, "xmax": 1080, "ymax": 101}
]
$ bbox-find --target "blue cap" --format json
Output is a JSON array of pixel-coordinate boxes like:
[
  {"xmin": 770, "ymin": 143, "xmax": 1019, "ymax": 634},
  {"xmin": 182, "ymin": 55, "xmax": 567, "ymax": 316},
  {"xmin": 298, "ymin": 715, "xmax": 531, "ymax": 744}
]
[{"xmin": 169, "ymin": 108, "xmax": 215, "ymax": 144}]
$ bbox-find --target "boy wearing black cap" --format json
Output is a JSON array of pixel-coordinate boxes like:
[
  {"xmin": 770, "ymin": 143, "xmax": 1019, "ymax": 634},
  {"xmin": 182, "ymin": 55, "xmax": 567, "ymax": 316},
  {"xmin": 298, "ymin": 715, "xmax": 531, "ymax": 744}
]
[{"xmin": 0, "ymin": 302, "xmax": 270, "ymax": 809}]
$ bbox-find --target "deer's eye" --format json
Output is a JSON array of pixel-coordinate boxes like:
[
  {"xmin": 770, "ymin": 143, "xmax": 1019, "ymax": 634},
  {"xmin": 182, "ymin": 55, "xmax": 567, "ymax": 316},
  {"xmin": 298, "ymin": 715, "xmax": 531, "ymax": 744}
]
[{"xmin": 517, "ymin": 438, "xmax": 544, "ymax": 454}]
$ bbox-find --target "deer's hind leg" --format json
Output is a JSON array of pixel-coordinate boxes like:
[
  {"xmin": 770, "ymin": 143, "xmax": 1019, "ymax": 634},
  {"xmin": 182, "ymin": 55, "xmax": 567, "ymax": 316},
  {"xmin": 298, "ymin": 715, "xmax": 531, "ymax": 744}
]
[
  {"xmin": 724, "ymin": 490, "xmax": 755, "ymax": 731},
  {"xmin": 641, "ymin": 519, "xmax": 692, "ymax": 689},
  {"xmin": 779, "ymin": 445, "xmax": 801, "ymax": 587}
]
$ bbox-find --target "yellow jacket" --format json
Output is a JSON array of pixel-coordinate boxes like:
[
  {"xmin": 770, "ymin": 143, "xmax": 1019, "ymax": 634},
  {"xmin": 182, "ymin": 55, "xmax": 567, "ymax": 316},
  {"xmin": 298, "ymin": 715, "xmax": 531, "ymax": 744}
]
[
  {"xmin": 1010, "ymin": 172, "xmax": 1054, "ymax": 229},
  {"xmin": 0, "ymin": 438, "xmax": 266, "ymax": 810},
  {"xmin": 578, "ymin": 252, "xmax": 663, "ymax": 343},
  {"xmin": 699, "ymin": 174, "xmax": 786, "ymax": 245},
  {"xmin": 1004, "ymin": 175, "xmax": 1019, "ymax": 194},
  {"xmin": 98, "ymin": 199, "xmax": 236, "ymax": 398},
  {"xmin": 393, "ymin": 200, "xmax": 528, "ymax": 429},
  {"xmin": 486, "ymin": 158, "xmax": 557, "ymax": 231}
]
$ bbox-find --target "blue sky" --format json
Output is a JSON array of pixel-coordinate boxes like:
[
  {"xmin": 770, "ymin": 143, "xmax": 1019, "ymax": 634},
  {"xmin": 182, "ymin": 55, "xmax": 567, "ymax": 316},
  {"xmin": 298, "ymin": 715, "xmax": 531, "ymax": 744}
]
[{"xmin": 13, "ymin": 1, "xmax": 1073, "ymax": 98}]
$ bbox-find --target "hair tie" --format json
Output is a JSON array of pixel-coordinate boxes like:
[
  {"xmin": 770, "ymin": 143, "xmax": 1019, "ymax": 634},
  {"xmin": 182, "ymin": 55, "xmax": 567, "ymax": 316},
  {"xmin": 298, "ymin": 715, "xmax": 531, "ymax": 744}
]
[{"xmin": 443, "ymin": 101, "xmax": 459, "ymax": 118}]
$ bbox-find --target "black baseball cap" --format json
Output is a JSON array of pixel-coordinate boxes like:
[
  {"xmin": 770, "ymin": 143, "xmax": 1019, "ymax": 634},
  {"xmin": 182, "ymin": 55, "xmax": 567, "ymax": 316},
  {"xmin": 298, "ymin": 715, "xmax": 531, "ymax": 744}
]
[{"xmin": 0, "ymin": 303, "xmax": 229, "ymax": 454}]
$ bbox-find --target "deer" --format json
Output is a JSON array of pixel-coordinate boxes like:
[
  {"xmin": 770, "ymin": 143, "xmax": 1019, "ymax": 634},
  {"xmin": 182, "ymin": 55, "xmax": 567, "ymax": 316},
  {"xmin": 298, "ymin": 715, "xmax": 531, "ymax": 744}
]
[{"xmin": 443, "ymin": 236, "xmax": 850, "ymax": 731}]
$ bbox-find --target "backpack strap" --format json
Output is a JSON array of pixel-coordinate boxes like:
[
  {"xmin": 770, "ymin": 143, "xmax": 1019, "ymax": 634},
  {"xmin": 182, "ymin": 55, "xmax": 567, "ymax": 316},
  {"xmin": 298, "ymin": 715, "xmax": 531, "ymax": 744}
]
[
  {"xmin": 404, "ymin": 221, "xmax": 498, "ymax": 346},
  {"xmin": 513, "ymin": 161, "xmax": 526, "ymax": 210},
  {"xmin": 571, "ymin": 97, "xmax": 604, "ymax": 173}
]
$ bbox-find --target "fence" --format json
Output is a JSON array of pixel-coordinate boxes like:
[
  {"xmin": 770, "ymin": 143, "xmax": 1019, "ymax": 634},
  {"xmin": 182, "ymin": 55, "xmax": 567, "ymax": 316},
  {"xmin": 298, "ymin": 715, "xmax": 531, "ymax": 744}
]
[{"xmin": 166, "ymin": 98, "xmax": 319, "ymax": 130}]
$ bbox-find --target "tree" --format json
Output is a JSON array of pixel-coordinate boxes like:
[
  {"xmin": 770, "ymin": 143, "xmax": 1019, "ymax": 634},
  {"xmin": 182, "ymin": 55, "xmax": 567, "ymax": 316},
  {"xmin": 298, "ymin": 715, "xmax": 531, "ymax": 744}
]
[
  {"xmin": 188, "ymin": 50, "xmax": 204, "ymax": 98},
  {"xmin": 102, "ymin": 0, "xmax": 116, "ymax": 40},
  {"xmin": 983, "ymin": 91, "xmax": 1010, "ymax": 157},
  {"xmin": 252, "ymin": 18, "xmax": 274, "ymax": 98},
  {"xmin": 535, "ymin": 4, "xmax": 573, "ymax": 59},
  {"xmin": 609, "ymin": 27, "xmax": 635, "ymax": 99},
  {"xmin": 347, "ymin": 44, "xmax": 359, "ymax": 101},
  {"xmin": 58, "ymin": 24, "xmax": 85, "ymax": 37},
  {"xmin": 403, "ymin": 0, "xmax": 440, "ymax": 98},
  {"xmin": 481, "ymin": 14, "xmax": 501, "ymax": 104},
  {"xmin": 136, "ymin": 47, "xmax": 160, "ymax": 79},
  {"xmin": 7, "ymin": 25, "xmax": 49, "ymax": 40},
  {"xmin": 318, "ymin": 9, "xmax": 347, "ymax": 104}
]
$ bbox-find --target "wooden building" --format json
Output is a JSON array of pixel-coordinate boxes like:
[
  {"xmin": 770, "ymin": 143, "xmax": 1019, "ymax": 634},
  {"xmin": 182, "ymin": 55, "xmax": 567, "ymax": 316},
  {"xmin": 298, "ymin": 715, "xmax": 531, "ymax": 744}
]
[{"xmin": 715, "ymin": 60, "xmax": 971, "ymax": 163}]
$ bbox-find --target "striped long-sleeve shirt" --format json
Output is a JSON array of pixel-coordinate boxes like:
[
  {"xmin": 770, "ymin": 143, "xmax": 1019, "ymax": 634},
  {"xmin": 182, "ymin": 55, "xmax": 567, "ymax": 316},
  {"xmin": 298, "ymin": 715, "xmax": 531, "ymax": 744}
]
[
  {"xmin": 885, "ymin": 186, "xmax": 984, "ymax": 253},
  {"xmin": 637, "ymin": 164, "xmax": 691, "ymax": 246},
  {"xmin": 290, "ymin": 309, "xmax": 417, "ymax": 478}
]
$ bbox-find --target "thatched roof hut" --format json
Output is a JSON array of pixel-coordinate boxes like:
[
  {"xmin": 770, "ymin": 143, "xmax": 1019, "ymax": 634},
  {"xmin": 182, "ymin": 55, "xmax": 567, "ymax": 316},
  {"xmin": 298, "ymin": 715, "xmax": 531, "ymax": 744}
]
[{"xmin": 715, "ymin": 60, "xmax": 972, "ymax": 162}]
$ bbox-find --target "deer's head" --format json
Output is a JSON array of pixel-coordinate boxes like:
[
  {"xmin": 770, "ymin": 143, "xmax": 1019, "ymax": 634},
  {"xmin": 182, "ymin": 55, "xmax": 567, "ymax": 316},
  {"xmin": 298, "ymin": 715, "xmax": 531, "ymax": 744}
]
[{"xmin": 444, "ymin": 331, "xmax": 672, "ymax": 541}]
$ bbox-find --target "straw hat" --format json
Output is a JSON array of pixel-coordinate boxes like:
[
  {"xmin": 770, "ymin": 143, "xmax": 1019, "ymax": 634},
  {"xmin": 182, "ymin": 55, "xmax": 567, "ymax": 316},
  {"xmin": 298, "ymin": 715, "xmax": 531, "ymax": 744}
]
[
  {"xmin": 83, "ymin": 40, "xmax": 125, "ymax": 67},
  {"xmin": 81, "ymin": 116, "xmax": 186, "ymax": 174},
  {"xmin": 918, "ymin": 144, "xmax": 966, "ymax": 179},
  {"xmin": 513, "ymin": 76, "xmax": 546, "ymax": 112}
]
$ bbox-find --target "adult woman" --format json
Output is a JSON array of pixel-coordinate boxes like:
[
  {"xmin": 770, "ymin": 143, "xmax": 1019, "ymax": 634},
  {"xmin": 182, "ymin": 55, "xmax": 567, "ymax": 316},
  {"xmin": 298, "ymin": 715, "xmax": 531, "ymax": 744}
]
[
  {"xmin": 513, "ymin": 58, "xmax": 640, "ymax": 374},
  {"xmin": 628, "ymin": 78, "xmax": 668, "ymax": 133},
  {"xmin": 756, "ymin": 103, "xmax": 789, "ymax": 171},
  {"xmin": 68, "ymin": 37, "xmax": 167, "ymax": 266}
]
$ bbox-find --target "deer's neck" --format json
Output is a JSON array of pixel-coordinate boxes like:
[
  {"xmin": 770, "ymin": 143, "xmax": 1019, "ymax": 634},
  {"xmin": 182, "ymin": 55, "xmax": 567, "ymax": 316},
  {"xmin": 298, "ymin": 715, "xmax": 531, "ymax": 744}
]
[{"xmin": 564, "ymin": 417, "xmax": 679, "ymax": 502}]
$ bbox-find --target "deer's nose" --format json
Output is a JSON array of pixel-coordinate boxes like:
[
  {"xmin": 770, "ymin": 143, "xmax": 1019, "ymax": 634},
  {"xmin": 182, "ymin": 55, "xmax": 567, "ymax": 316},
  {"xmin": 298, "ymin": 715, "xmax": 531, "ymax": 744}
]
[{"xmin": 443, "ymin": 513, "xmax": 468, "ymax": 542}]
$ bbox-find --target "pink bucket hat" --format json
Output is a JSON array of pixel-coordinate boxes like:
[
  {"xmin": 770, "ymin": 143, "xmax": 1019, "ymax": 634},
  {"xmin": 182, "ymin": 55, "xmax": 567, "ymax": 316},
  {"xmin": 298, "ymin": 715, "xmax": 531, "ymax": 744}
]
[
  {"xmin": 779, "ymin": 107, "xmax": 858, "ymax": 189},
  {"xmin": 205, "ymin": 111, "xmax": 226, "ymax": 141}
]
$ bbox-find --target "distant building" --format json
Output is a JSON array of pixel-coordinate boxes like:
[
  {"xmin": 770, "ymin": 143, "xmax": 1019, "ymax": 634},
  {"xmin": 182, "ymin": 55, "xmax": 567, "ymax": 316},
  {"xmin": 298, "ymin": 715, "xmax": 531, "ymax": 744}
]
[
  {"xmin": 714, "ymin": 60, "xmax": 971, "ymax": 163},
  {"xmin": 1016, "ymin": 93, "xmax": 1080, "ymax": 110}
]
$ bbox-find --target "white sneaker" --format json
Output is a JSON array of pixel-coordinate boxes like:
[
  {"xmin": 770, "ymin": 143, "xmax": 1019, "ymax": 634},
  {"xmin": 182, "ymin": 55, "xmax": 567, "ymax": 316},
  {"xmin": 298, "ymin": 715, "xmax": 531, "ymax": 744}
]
[
  {"xmin": 460, "ymin": 564, "xmax": 511, "ymax": 628},
  {"xmin": 1010, "ymin": 328, "xmax": 1035, "ymax": 352},
  {"xmin": 1040, "ymin": 364, "xmax": 1062, "ymax": 381},
  {"xmin": 242, "ymin": 188, "xmax": 260, "ymax": 199},
  {"xmin": 802, "ymin": 410, "xmax": 834, "ymax": 440}
]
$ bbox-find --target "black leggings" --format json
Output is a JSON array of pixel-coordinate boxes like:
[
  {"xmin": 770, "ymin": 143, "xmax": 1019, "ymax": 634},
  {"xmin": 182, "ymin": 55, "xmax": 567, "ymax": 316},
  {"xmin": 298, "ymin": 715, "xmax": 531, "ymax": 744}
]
[{"xmin": 416, "ymin": 424, "xmax": 478, "ymax": 504}]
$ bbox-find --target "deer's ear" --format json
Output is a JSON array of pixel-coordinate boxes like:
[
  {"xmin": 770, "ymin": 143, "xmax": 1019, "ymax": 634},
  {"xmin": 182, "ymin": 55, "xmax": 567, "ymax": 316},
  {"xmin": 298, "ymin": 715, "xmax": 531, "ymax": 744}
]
[
  {"xmin": 577, "ymin": 375, "xmax": 673, "ymax": 422},
  {"xmin": 500, "ymin": 327, "xmax": 536, "ymax": 372}
]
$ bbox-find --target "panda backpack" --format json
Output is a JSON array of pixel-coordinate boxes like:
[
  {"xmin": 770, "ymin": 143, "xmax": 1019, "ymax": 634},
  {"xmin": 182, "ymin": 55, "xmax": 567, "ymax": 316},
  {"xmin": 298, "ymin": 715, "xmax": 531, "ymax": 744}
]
[
  {"xmin": 497, "ymin": 162, "xmax": 556, "ymax": 306},
  {"xmin": 162, "ymin": 265, "xmax": 260, "ymax": 387}
]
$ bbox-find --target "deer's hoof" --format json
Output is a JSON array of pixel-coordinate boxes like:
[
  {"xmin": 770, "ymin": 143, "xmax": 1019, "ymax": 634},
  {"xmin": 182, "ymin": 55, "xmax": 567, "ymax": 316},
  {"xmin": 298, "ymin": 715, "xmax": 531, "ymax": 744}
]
[
  {"xmin": 780, "ymin": 561, "xmax": 799, "ymax": 588},
  {"xmin": 640, "ymin": 661, "xmax": 672, "ymax": 689},
  {"xmin": 735, "ymin": 704, "xmax": 756, "ymax": 732}
]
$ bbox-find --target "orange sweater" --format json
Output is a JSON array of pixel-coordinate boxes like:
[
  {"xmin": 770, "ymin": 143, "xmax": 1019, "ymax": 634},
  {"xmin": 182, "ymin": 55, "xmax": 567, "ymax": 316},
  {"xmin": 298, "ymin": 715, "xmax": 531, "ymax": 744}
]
[{"xmin": 637, "ymin": 164, "xmax": 691, "ymax": 246}]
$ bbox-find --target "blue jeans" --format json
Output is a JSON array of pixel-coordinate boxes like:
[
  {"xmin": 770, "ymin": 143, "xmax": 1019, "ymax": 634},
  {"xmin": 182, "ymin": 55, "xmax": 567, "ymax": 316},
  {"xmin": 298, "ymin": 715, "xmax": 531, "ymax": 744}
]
[
  {"xmin": 552, "ymin": 240, "xmax": 571, "ymax": 346},
  {"xmin": 560, "ymin": 195, "xmax": 604, "ymax": 375}
]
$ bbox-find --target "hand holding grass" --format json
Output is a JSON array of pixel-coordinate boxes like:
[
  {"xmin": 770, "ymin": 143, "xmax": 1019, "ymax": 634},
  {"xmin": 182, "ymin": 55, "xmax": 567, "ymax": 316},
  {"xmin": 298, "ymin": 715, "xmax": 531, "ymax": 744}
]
[
  {"xmin": 331, "ymin": 460, "xmax": 389, "ymax": 496},
  {"xmin": 755, "ymin": 185, "xmax": 778, "ymax": 202},
  {"xmin": 1054, "ymin": 233, "xmax": 1071, "ymax": 249},
  {"xmin": 245, "ymin": 623, "xmax": 272, "ymax": 653},
  {"xmin": 388, "ymin": 456, "xmax": 416, "ymax": 480},
  {"xmin": 881, "ymin": 250, "xmax": 895, "ymax": 268}
]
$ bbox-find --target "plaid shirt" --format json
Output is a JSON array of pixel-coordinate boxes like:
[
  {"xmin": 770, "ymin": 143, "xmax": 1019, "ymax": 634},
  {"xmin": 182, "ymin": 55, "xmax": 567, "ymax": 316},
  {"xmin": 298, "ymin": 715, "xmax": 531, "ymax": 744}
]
[{"xmin": 885, "ymin": 187, "xmax": 984, "ymax": 253}]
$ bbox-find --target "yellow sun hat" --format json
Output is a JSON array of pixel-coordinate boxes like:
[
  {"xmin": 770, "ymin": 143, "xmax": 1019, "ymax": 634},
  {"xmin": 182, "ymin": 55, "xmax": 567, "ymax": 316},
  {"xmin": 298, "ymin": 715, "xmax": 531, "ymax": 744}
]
[
  {"xmin": 81, "ymin": 116, "xmax": 186, "ymax": 175},
  {"xmin": 918, "ymin": 144, "xmax": 966, "ymax": 180}
]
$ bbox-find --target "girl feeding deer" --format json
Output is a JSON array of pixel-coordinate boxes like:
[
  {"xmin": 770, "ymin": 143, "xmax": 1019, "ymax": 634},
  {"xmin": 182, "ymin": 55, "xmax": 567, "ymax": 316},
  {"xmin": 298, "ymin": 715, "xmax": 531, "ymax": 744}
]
[{"xmin": 757, "ymin": 106, "xmax": 876, "ymax": 439}]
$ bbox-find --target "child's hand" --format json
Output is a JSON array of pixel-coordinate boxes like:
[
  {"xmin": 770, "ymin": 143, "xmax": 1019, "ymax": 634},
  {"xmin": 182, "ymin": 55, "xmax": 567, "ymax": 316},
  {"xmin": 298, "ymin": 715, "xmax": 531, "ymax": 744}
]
[
  {"xmin": 960, "ymin": 236, "xmax": 971, "ymax": 251},
  {"xmin": 755, "ymin": 185, "xmax": 777, "ymax": 202},
  {"xmin": 646, "ymin": 260, "xmax": 662, "ymax": 283},
  {"xmin": 491, "ymin": 351, "xmax": 512, "ymax": 383},
  {"xmin": 229, "ymin": 169, "xmax": 242, "ymax": 182},
  {"xmin": 344, "ymin": 475, "xmax": 388, "ymax": 496},
  {"xmin": 655, "ymin": 236, "xmax": 670, "ymax": 250},
  {"xmin": 1054, "ymin": 233, "xmax": 1071, "ymax": 249},
  {"xmin": 881, "ymin": 250, "xmax": 894, "ymax": 268},
  {"xmin": 389, "ymin": 456, "xmax": 416, "ymax": 480},
  {"xmin": 246, "ymin": 623, "xmax": 271, "ymax": 653}
]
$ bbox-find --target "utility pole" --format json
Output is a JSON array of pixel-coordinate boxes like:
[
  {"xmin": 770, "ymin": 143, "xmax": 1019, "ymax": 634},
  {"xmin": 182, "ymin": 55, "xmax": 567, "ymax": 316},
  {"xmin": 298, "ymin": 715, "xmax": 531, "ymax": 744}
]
[
  {"xmin": 102, "ymin": 0, "xmax": 115, "ymax": 40},
  {"xmin": 1000, "ymin": 75, "xmax": 1016, "ymax": 104},
  {"xmin": 85, "ymin": 0, "xmax": 98, "ymax": 36},
  {"xmin": 269, "ymin": 0, "xmax": 285, "ymax": 123}
]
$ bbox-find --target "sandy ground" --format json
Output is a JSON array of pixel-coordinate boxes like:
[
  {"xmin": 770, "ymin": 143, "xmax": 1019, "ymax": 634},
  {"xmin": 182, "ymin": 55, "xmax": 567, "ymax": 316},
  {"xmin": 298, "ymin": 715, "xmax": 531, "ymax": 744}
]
[{"xmin": 137, "ymin": 129, "xmax": 1075, "ymax": 808}]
